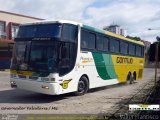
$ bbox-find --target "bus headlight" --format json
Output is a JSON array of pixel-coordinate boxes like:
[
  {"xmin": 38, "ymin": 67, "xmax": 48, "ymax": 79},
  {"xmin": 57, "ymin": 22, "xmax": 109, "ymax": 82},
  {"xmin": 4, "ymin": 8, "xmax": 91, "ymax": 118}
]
[{"xmin": 41, "ymin": 85, "xmax": 49, "ymax": 89}]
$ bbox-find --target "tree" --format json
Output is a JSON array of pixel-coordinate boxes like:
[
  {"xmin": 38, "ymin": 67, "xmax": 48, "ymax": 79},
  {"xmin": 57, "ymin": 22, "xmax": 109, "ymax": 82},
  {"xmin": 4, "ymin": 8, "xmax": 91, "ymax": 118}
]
[{"xmin": 126, "ymin": 36, "xmax": 141, "ymax": 41}]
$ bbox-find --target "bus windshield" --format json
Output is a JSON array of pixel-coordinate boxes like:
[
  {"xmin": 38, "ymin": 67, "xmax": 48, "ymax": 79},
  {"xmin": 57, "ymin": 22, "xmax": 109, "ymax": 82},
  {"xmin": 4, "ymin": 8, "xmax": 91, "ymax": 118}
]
[
  {"xmin": 29, "ymin": 41, "xmax": 58, "ymax": 72},
  {"xmin": 11, "ymin": 41, "xmax": 58, "ymax": 73},
  {"xmin": 17, "ymin": 23, "xmax": 62, "ymax": 38}
]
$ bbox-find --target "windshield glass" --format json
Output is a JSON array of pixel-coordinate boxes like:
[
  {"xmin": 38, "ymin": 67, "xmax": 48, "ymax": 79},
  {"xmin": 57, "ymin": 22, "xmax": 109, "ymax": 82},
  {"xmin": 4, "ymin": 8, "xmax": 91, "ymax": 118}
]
[
  {"xmin": 17, "ymin": 23, "xmax": 62, "ymax": 38},
  {"xmin": 29, "ymin": 41, "xmax": 58, "ymax": 72},
  {"xmin": 11, "ymin": 41, "xmax": 58, "ymax": 73},
  {"xmin": 11, "ymin": 41, "xmax": 28, "ymax": 70}
]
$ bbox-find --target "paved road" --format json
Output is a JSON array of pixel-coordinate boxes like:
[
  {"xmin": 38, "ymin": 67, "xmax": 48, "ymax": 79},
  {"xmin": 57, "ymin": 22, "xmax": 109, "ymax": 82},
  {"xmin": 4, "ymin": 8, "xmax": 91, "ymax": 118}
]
[{"xmin": 0, "ymin": 68, "xmax": 159, "ymax": 114}]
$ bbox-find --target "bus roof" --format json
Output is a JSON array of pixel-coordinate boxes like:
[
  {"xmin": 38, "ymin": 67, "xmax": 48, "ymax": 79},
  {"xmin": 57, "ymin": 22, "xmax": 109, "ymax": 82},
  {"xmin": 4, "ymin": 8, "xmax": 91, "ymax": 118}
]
[
  {"xmin": 21, "ymin": 20, "xmax": 83, "ymax": 26},
  {"xmin": 21, "ymin": 20, "xmax": 144, "ymax": 46}
]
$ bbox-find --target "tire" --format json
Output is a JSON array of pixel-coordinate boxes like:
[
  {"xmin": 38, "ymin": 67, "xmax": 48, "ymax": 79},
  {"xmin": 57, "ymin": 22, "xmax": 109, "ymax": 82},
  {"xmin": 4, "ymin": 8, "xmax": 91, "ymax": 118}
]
[
  {"xmin": 126, "ymin": 74, "xmax": 133, "ymax": 84},
  {"xmin": 133, "ymin": 73, "xmax": 136, "ymax": 82},
  {"xmin": 75, "ymin": 76, "xmax": 89, "ymax": 96}
]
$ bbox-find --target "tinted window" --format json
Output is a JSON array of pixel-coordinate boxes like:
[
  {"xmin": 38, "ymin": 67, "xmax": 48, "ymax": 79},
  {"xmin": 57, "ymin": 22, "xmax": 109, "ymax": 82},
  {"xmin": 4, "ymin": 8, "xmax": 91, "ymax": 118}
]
[
  {"xmin": 62, "ymin": 24, "xmax": 78, "ymax": 42},
  {"xmin": 97, "ymin": 35, "xmax": 103, "ymax": 51},
  {"xmin": 141, "ymin": 47, "xmax": 144, "ymax": 57},
  {"xmin": 17, "ymin": 23, "xmax": 62, "ymax": 38},
  {"xmin": 81, "ymin": 29, "xmax": 96, "ymax": 49},
  {"xmin": 120, "ymin": 41, "xmax": 128, "ymax": 55},
  {"xmin": 136, "ymin": 45, "xmax": 142, "ymax": 57},
  {"xmin": 88, "ymin": 33, "xmax": 96, "ymax": 49},
  {"xmin": 129, "ymin": 44, "xmax": 135, "ymax": 55},
  {"xmin": 96, "ymin": 35, "xmax": 109, "ymax": 51},
  {"xmin": 103, "ymin": 37, "xmax": 109, "ymax": 51},
  {"xmin": 81, "ymin": 30, "xmax": 88, "ymax": 48},
  {"xmin": 110, "ymin": 38, "xmax": 119, "ymax": 53}
]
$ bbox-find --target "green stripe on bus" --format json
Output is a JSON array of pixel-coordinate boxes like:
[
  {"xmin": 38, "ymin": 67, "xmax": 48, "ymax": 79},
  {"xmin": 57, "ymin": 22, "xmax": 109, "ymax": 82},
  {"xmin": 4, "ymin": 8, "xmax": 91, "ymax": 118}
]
[
  {"xmin": 102, "ymin": 54, "xmax": 117, "ymax": 79},
  {"xmin": 83, "ymin": 25, "xmax": 106, "ymax": 34},
  {"xmin": 92, "ymin": 53, "xmax": 117, "ymax": 80}
]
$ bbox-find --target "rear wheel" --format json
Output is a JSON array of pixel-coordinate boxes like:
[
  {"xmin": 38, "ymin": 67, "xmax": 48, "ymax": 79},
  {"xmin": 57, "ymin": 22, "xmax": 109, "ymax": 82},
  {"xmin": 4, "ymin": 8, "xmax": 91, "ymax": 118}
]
[
  {"xmin": 127, "ymin": 74, "xmax": 133, "ymax": 84},
  {"xmin": 75, "ymin": 76, "xmax": 89, "ymax": 96},
  {"xmin": 133, "ymin": 72, "xmax": 136, "ymax": 82}
]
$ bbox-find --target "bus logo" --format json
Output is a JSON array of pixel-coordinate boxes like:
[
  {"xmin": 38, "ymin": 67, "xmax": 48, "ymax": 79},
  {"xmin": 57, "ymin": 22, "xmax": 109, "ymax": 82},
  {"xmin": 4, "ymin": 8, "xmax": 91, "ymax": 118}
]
[{"xmin": 61, "ymin": 79, "xmax": 72, "ymax": 89}]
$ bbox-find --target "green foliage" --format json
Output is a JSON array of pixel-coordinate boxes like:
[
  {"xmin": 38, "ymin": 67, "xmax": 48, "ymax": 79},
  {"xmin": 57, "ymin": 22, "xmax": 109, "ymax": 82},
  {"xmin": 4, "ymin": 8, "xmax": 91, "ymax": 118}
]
[{"xmin": 126, "ymin": 36, "xmax": 141, "ymax": 41}]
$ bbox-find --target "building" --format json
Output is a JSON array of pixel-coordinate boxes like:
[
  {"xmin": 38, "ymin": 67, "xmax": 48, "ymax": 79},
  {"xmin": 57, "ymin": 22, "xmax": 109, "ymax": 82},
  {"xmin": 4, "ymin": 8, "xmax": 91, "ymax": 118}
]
[
  {"xmin": 0, "ymin": 10, "xmax": 44, "ymax": 69},
  {"xmin": 103, "ymin": 25, "xmax": 126, "ymax": 36},
  {"xmin": 0, "ymin": 10, "xmax": 44, "ymax": 41},
  {"xmin": 141, "ymin": 40, "xmax": 151, "ymax": 52}
]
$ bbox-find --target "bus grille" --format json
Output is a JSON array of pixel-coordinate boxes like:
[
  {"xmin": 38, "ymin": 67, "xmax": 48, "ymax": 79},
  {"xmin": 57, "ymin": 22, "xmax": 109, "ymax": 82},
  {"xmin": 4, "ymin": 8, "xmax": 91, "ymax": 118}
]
[
  {"xmin": 18, "ymin": 75, "xmax": 26, "ymax": 79},
  {"xmin": 29, "ymin": 76, "xmax": 38, "ymax": 80},
  {"xmin": 138, "ymin": 69, "xmax": 143, "ymax": 78}
]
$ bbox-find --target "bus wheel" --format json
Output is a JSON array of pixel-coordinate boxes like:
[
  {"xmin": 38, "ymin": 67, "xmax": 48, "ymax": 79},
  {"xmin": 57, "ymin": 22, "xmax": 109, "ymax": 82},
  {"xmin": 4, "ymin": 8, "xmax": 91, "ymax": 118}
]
[
  {"xmin": 133, "ymin": 72, "xmax": 136, "ymax": 82},
  {"xmin": 75, "ymin": 76, "xmax": 89, "ymax": 96},
  {"xmin": 127, "ymin": 74, "xmax": 133, "ymax": 84}
]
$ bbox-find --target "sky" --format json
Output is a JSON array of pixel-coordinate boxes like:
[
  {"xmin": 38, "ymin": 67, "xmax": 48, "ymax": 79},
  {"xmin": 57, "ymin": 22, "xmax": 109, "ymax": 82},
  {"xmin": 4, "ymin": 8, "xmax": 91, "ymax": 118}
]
[{"xmin": 0, "ymin": 0, "xmax": 160, "ymax": 43}]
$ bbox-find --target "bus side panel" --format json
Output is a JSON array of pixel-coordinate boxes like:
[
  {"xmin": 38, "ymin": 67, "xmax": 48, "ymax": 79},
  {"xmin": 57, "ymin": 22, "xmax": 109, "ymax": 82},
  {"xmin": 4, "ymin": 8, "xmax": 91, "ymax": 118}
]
[{"xmin": 111, "ymin": 55, "xmax": 145, "ymax": 82}]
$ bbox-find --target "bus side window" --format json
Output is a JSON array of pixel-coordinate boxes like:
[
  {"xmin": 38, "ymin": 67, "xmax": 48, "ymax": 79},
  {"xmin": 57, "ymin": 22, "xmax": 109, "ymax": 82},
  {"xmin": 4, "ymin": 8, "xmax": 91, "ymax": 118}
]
[
  {"xmin": 81, "ymin": 29, "xmax": 96, "ymax": 50},
  {"xmin": 81, "ymin": 30, "xmax": 88, "ymax": 48},
  {"xmin": 103, "ymin": 37, "xmax": 109, "ymax": 52},
  {"xmin": 141, "ymin": 46, "xmax": 144, "ymax": 57},
  {"xmin": 110, "ymin": 38, "xmax": 120, "ymax": 53},
  {"xmin": 88, "ymin": 33, "xmax": 96, "ymax": 50},
  {"xmin": 96, "ymin": 35, "xmax": 103, "ymax": 51},
  {"xmin": 62, "ymin": 24, "xmax": 78, "ymax": 42},
  {"xmin": 129, "ymin": 44, "xmax": 136, "ymax": 56},
  {"xmin": 120, "ymin": 41, "xmax": 128, "ymax": 55},
  {"xmin": 136, "ymin": 45, "xmax": 142, "ymax": 57}
]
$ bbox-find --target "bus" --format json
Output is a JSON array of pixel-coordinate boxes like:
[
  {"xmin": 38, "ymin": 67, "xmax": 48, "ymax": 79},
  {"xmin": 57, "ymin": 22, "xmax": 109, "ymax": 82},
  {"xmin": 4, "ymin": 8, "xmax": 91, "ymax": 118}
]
[
  {"xmin": 10, "ymin": 20, "xmax": 145, "ymax": 95},
  {"xmin": 0, "ymin": 40, "xmax": 14, "ymax": 70}
]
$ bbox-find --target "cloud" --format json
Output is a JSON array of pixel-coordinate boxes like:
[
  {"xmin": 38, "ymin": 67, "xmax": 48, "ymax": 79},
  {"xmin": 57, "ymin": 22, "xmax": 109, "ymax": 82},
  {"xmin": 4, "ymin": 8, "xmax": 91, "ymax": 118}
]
[
  {"xmin": 84, "ymin": 1, "xmax": 160, "ymax": 42},
  {"xmin": 5, "ymin": 0, "xmax": 96, "ymax": 21},
  {"xmin": 0, "ymin": 0, "xmax": 160, "ymax": 42}
]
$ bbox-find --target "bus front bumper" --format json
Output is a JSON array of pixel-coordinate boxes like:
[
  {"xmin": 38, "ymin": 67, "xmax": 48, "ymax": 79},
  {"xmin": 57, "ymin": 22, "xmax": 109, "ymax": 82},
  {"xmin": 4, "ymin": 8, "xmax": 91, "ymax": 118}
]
[{"xmin": 10, "ymin": 78, "xmax": 61, "ymax": 95}]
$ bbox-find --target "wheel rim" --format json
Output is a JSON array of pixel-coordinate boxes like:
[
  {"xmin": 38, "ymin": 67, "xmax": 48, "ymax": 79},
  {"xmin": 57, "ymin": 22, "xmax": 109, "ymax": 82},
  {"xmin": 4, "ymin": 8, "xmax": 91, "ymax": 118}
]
[{"xmin": 78, "ymin": 81, "xmax": 86, "ymax": 93}]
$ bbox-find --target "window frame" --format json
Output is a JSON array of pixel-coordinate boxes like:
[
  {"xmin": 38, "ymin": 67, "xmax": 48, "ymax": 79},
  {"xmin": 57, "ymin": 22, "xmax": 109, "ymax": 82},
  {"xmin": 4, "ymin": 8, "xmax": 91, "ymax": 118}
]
[
  {"xmin": 9, "ymin": 22, "xmax": 20, "ymax": 40},
  {"xmin": 0, "ymin": 20, "xmax": 6, "ymax": 39}
]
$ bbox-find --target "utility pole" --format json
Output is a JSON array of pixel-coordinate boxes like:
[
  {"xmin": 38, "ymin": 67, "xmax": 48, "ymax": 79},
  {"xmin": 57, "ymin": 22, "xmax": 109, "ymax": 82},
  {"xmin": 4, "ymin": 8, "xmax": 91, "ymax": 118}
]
[
  {"xmin": 148, "ymin": 28, "xmax": 160, "ymax": 86},
  {"xmin": 154, "ymin": 40, "xmax": 158, "ymax": 86}
]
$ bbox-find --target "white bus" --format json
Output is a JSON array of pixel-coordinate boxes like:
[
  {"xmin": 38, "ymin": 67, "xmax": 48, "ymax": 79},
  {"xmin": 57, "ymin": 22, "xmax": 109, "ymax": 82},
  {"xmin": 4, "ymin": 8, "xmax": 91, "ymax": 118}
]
[{"xmin": 10, "ymin": 20, "xmax": 145, "ymax": 95}]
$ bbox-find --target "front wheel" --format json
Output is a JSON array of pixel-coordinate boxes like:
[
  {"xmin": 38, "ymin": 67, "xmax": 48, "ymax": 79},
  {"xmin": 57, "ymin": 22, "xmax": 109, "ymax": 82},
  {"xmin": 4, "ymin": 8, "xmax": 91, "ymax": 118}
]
[{"xmin": 75, "ymin": 76, "xmax": 89, "ymax": 96}]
